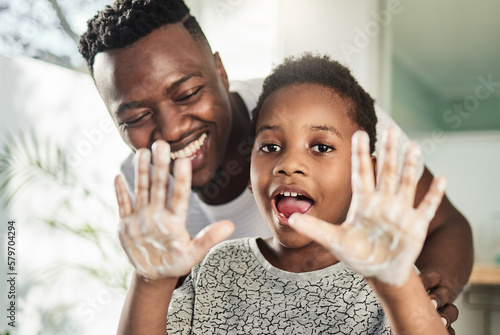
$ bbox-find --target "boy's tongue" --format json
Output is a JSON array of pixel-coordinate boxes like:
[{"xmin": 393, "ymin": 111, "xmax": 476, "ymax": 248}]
[{"xmin": 276, "ymin": 197, "xmax": 313, "ymax": 218}]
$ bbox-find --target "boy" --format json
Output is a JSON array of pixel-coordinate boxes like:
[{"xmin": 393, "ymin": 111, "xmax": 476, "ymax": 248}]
[{"xmin": 115, "ymin": 54, "xmax": 448, "ymax": 334}]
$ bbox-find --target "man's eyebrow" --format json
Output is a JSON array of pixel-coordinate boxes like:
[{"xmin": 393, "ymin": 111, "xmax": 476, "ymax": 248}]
[
  {"xmin": 308, "ymin": 125, "xmax": 343, "ymax": 139},
  {"xmin": 164, "ymin": 72, "xmax": 203, "ymax": 96},
  {"xmin": 116, "ymin": 101, "xmax": 145, "ymax": 116},
  {"xmin": 255, "ymin": 124, "xmax": 282, "ymax": 137},
  {"xmin": 115, "ymin": 72, "xmax": 204, "ymax": 116}
]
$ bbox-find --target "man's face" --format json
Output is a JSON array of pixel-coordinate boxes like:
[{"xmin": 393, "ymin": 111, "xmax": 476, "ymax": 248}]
[
  {"xmin": 93, "ymin": 24, "xmax": 232, "ymax": 188},
  {"xmin": 250, "ymin": 83, "xmax": 360, "ymax": 249}
]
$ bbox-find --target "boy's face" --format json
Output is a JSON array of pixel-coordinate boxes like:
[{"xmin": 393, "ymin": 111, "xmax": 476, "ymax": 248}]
[
  {"xmin": 93, "ymin": 24, "xmax": 232, "ymax": 188},
  {"xmin": 250, "ymin": 83, "xmax": 359, "ymax": 249}
]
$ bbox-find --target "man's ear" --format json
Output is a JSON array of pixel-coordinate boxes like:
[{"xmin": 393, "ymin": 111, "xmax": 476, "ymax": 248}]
[
  {"xmin": 247, "ymin": 180, "xmax": 253, "ymax": 194},
  {"xmin": 371, "ymin": 155, "xmax": 377, "ymax": 186},
  {"xmin": 214, "ymin": 52, "xmax": 229, "ymax": 91}
]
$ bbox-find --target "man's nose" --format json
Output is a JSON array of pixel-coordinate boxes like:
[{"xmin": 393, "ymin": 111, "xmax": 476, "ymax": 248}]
[
  {"xmin": 273, "ymin": 148, "xmax": 309, "ymax": 177},
  {"xmin": 152, "ymin": 105, "xmax": 192, "ymax": 143}
]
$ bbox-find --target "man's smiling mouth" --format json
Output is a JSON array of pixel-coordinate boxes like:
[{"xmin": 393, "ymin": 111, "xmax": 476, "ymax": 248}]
[{"xmin": 170, "ymin": 133, "xmax": 207, "ymax": 160}]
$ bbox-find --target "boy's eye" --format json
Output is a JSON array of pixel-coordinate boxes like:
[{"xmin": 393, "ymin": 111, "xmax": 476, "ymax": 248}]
[
  {"xmin": 312, "ymin": 144, "xmax": 333, "ymax": 153},
  {"xmin": 260, "ymin": 144, "xmax": 281, "ymax": 153}
]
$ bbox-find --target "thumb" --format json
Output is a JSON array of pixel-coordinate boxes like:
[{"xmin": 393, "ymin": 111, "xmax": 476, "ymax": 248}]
[
  {"xmin": 289, "ymin": 214, "xmax": 342, "ymax": 250},
  {"xmin": 191, "ymin": 220, "xmax": 235, "ymax": 260}
]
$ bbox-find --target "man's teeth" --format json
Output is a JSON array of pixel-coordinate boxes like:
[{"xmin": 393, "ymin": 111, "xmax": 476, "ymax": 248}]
[
  {"xmin": 170, "ymin": 133, "xmax": 207, "ymax": 160},
  {"xmin": 279, "ymin": 191, "xmax": 302, "ymax": 197}
]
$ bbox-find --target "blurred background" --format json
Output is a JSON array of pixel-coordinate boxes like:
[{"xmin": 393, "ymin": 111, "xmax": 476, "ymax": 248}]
[{"xmin": 1, "ymin": 0, "xmax": 499, "ymax": 334}]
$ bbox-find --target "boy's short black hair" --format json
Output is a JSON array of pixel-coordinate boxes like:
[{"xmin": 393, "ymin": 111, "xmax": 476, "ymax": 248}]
[
  {"xmin": 251, "ymin": 53, "xmax": 377, "ymax": 153},
  {"xmin": 79, "ymin": 0, "xmax": 209, "ymax": 76}
]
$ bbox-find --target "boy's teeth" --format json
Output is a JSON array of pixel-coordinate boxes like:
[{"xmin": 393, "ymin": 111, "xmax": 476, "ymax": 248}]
[
  {"xmin": 279, "ymin": 192, "xmax": 302, "ymax": 197},
  {"xmin": 170, "ymin": 133, "xmax": 207, "ymax": 160}
]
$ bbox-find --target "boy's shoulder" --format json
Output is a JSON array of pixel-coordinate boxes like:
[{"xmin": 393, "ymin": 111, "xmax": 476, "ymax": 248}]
[
  {"xmin": 202, "ymin": 237, "xmax": 254, "ymax": 262},
  {"xmin": 196, "ymin": 237, "xmax": 256, "ymax": 266}
]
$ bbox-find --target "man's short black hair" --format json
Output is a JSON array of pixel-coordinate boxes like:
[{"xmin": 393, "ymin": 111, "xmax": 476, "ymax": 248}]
[
  {"xmin": 251, "ymin": 53, "xmax": 378, "ymax": 153},
  {"xmin": 79, "ymin": 0, "xmax": 209, "ymax": 76}
]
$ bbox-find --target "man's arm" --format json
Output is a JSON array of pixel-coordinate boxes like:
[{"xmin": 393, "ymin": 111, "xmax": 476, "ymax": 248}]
[{"xmin": 415, "ymin": 167, "xmax": 474, "ymax": 302}]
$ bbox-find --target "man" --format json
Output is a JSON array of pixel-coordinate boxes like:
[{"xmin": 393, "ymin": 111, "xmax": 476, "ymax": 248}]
[{"xmin": 79, "ymin": 0, "xmax": 472, "ymax": 331}]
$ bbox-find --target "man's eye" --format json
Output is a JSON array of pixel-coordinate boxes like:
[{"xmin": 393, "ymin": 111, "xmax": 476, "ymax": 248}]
[
  {"xmin": 312, "ymin": 144, "xmax": 333, "ymax": 153},
  {"xmin": 176, "ymin": 87, "xmax": 203, "ymax": 102},
  {"xmin": 119, "ymin": 112, "xmax": 152, "ymax": 127},
  {"xmin": 260, "ymin": 144, "xmax": 281, "ymax": 153}
]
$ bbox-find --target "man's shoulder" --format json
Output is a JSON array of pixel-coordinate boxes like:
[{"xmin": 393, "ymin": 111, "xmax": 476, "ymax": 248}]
[{"xmin": 229, "ymin": 78, "xmax": 264, "ymax": 115}]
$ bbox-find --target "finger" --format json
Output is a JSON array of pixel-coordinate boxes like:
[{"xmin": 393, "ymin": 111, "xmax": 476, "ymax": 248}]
[
  {"xmin": 115, "ymin": 174, "xmax": 133, "ymax": 218},
  {"xmin": 191, "ymin": 220, "xmax": 235, "ymax": 262},
  {"xmin": 429, "ymin": 285, "xmax": 453, "ymax": 310},
  {"xmin": 289, "ymin": 213, "xmax": 343, "ymax": 250},
  {"xmin": 415, "ymin": 176, "xmax": 446, "ymax": 223},
  {"xmin": 134, "ymin": 149, "xmax": 152, "ymax": 210},
  {"xmin": 377, "ymin": 127, "xmax": 400, "ymax": 194},
  {"xmin": 351, "ymin": 131, "xmax": 375, "ymax": 196},
  {"xmin": 398, "ymin": 141, "xmax": 421, "ymax": 205},
  {"xmin": 168, "ymin": 158, "xmax": 192, "ymax": 218},
  {"xmin": 419, "ymin": 268, "xmax": 442, "ymax": 291},
  {"xmin": 150, "ymin": 141, "xmax": 171, "ymax": 208},
  {"xmin": 438, "ymin": 303, "xmax": 459, "ymax": 330}
]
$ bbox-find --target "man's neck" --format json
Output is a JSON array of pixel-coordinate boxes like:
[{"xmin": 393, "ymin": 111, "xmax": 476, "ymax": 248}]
[{"xmin": 195, "ymin": 92, "xmax": 252, "ymax": 205}]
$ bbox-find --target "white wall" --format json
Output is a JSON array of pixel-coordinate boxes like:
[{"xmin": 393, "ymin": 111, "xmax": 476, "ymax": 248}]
[
  {"xmin": 188, "ymin": 0, "xmax": 392, "ymax": 109},
  {"xmin": 415, "ymin": 131, "xmax": 500, "ymax": 335},
  {"xmin": 0, "ymin": 55, "xmax": 131, "ymax": 334}
]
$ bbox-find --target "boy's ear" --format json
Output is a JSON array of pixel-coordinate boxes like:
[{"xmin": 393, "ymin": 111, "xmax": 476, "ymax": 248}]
[{"xmin": 371, "ymin": 155, "xmax": 377, "ymax": 186}]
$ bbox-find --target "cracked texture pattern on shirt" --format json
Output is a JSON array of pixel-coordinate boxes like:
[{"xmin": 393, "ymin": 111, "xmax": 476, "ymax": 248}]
[{"xmin": 167, "ymin": 238, "xmax": 391, "ymax": 334}]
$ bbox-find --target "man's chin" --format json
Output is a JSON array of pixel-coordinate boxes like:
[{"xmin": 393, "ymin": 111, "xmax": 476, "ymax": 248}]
[
  {"xmin": 192, "ymin": 166, "xmax": 227, "ymax": 192},
  {"xmin": 191, "ymin": 167, "xmax": 221, "ymax": 190}
]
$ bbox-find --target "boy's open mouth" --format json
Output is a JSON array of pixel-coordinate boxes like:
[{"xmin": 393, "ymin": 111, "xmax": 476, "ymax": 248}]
[{"xmin": 273, "ymin": 191, "xmax": 314, "ymax": 219}]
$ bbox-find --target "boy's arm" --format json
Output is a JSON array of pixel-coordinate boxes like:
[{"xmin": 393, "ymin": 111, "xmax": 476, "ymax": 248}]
[
  {"xmin": 115, "ymin": 141, "xmax": 234, "ymax": 335},
  {"xmin": 368, "ymin": 271, "xmax": 447, "ymax": 335},
  {"xmin": 416, "ymin": 167, "xmax": 473, "ymax": 304},
  {"xmin": 289, "ymin": 128, "xmax": 449, "ymax": 333},
  {"xmin": 117, "ymin": 273, "xmax": 178, "ymax": 335}
]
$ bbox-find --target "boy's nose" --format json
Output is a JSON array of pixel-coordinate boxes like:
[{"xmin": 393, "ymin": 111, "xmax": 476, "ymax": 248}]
[
  {"xmin": 152, "ymin": 106, "xmax": 192, "ymax": 143},
  {"xmin": 273, "ymin": 149, "xmax": 309, "ymax": 177}
]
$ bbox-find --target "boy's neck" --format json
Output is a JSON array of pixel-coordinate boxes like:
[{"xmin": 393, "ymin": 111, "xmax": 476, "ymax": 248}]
[{"xmin": 257, "ymin": 238, "xmax": 339, "ymax": 273}]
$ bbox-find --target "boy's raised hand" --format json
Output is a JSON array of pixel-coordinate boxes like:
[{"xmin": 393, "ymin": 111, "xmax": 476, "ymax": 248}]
[
  {"xmin": 114, "ymin": 140, "xmax": 234, "ymax": 280},
  {"xmin": 289, "ymin": 128, "xmax": 446, "ymax": 286}
]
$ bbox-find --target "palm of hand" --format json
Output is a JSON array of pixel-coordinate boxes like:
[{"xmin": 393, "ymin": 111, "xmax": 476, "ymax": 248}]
[
  {"xmin": 334, "ymin": 190, "xmax": 427, "ymax": 285},
  {"xmin": 119, "ymin": 204, "xmax": 195, "ymax": 280},
  {"xmin": 115, "ymin": 141, "xmax": 233, "ymax": 281}
]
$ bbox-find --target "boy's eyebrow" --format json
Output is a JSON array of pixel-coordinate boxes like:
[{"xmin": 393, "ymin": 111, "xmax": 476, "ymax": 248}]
[
  {"xmin": 308, "ymin": 125, "xmax": 343, "ymax": 139},
  {"xmin": 115, "ymin": 72, "xmax": 203, "ymax": 117},
  {"xmin": 255, "ymin": 125, "xmax": 282, "ymax": 137},
  {"xmin": 255, "ymin": 124, "xmax": 343, "ymax": 139}
]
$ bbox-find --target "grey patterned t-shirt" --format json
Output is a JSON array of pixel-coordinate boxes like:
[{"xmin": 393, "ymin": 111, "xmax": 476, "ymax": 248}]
[{"xmin": 167, "ymin": 238, "xmax": 391, "ymax": 334}]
